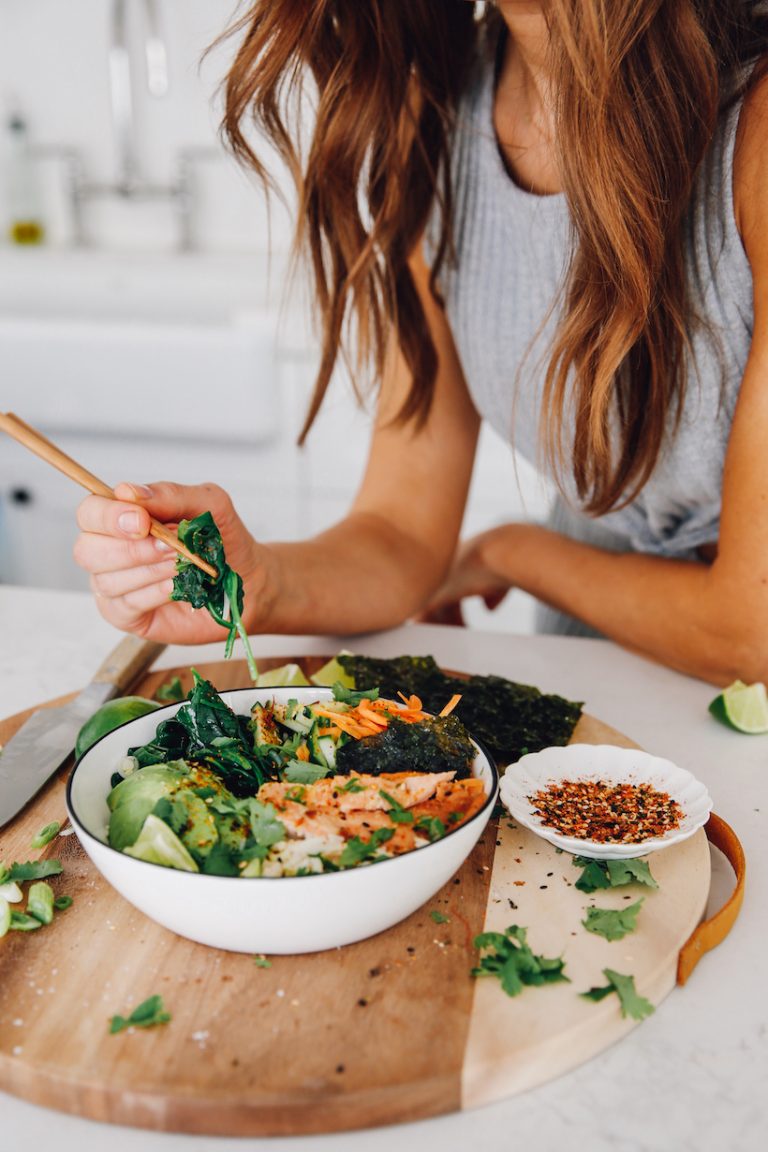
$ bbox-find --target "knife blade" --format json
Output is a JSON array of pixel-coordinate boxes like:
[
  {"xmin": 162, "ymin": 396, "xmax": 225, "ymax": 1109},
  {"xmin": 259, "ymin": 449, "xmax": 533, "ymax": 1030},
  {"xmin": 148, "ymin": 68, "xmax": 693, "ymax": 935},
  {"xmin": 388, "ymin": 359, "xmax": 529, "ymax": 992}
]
[{"xmin": 0, "ymin": 634, "xmax": 166, "ymax": 827}]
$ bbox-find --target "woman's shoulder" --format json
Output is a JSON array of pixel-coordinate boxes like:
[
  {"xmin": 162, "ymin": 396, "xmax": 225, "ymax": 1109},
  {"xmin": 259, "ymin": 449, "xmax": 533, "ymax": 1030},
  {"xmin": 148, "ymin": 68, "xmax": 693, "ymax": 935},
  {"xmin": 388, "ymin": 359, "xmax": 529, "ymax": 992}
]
[{"xmin": 733, "ymin": 62, "xmax": 768, "ymax": 254}]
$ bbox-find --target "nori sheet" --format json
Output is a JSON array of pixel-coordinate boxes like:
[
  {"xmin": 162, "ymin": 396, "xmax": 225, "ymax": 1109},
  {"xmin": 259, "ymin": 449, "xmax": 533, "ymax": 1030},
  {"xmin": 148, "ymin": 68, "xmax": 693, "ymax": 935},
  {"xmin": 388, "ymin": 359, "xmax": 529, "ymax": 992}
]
[{"xmin": 338, "ymin": 654, "xmax": 583, "ymax": 767}]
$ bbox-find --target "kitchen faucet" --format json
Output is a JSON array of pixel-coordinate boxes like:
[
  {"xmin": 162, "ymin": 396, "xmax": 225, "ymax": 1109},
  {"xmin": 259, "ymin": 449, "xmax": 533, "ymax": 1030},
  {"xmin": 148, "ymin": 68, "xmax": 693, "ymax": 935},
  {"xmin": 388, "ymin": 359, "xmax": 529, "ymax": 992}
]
[
  {"xmin": 58, "ymin": 0, "xmax": 196, "ymax": 249},
  {"xmin": 110, "ymin": 0, "xmax": 169, "ymax": 192}
]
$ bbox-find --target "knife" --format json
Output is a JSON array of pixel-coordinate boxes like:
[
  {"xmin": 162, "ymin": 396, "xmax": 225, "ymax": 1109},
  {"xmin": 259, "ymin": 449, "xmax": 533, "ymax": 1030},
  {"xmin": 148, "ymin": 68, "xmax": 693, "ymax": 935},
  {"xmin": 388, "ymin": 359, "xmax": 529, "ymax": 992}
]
[{"xmin": 0, "ymin": 634, "xmax": 166, "ymax": 827}]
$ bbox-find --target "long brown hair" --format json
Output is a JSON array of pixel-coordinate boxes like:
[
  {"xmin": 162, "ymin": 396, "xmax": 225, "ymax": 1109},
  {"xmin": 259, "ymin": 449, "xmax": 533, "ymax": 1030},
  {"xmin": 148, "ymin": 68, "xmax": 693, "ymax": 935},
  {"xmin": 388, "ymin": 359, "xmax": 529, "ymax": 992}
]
[{"xmin": 220, "ymin": 1, "xmax": 768, "ymax": 514}]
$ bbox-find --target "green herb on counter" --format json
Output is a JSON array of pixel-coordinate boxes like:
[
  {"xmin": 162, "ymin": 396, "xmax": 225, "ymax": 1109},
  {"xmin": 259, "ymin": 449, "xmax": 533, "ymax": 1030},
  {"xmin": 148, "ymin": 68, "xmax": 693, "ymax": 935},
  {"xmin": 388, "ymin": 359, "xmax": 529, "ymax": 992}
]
[
  {"xmin": 582, "ymin": 899, "xmax": 644, "ymax": 942},
  {"xmin": 171, "ymin": 511, "xmax": 258, "ymax": 681},
  {"xmin": 581, "ymin": 969, "xmax": 654, "ymax": 1020},
  {"xmin": 30, "ymin": 821, "xmax": 61, "ymax": 849},
  {"xmin": 7, "ymin": 860, "xmax": 63, "ymax": 882},
  {"xmin": 472, "ymin": 925, "xmax": 569, "ymax": 998},
  {"xmin": 430, "ymin": 910, "xmax": 450, "ymax": 925},
  {"xmin": 109, "ymin": 994, "xmax": 172, "ymax": 1035},
  {"xmin": 573, "ymin": 856, "xmax": 658, "ymax": 893},
  {"xmin": 253, "ymin": 956, "xmax": 272, "ymax": 969}
]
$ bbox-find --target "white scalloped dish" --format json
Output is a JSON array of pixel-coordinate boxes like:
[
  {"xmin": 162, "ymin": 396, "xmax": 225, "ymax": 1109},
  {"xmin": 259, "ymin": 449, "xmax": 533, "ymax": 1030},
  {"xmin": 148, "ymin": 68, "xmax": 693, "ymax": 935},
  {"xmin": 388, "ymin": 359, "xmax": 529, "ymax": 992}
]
[{"xmin": 499, "ymin": 744, "xmax": 713, "ymax": 859}]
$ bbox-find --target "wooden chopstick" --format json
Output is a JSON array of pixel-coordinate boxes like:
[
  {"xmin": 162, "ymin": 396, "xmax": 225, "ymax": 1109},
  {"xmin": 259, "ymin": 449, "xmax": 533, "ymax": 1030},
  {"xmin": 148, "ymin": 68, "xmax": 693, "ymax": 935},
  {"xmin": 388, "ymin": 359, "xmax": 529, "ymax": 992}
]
[{"xmin": 0, "ymin": 411, "xmax": 218, "ymax": 580}]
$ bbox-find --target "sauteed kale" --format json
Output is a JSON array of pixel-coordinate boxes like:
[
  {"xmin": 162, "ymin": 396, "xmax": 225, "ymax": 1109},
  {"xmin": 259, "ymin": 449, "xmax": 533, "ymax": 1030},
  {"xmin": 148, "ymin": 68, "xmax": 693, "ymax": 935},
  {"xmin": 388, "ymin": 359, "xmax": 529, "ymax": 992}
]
[{"xmin": 171, "ymin": 511, "xmax": 258, "ymax": 681}]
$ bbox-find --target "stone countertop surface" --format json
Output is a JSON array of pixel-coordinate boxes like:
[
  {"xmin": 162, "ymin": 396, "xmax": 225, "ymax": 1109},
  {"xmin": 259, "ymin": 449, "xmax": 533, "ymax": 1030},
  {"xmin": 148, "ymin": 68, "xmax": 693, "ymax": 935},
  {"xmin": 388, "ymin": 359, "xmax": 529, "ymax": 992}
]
[{"xmin": 0, "ymin": 585, "xmax": 764, "ymax": 1152}]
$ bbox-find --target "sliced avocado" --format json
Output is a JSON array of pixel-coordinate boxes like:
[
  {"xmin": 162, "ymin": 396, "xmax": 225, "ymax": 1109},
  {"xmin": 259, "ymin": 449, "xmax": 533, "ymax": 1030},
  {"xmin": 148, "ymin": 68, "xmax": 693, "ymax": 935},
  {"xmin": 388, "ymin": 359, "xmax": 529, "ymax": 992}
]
[
  {"xmin": 173, "ymin": 790, "xmax": 219, "ymax": 860},
  {"xmin": 107, "ymin": 764, "xmax": 187, "ymax": 813},
  {"xmin": 123, "ymin": 814, "xmax": 199, "ymax": 872}
]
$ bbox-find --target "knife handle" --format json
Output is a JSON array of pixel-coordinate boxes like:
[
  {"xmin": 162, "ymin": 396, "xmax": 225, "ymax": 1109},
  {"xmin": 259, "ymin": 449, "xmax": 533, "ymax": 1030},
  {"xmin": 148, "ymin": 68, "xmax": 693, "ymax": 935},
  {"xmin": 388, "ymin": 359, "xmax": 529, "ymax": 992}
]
[{"xmin": 91, "ymin": 635, "xmax": 167, "ymax": 694}]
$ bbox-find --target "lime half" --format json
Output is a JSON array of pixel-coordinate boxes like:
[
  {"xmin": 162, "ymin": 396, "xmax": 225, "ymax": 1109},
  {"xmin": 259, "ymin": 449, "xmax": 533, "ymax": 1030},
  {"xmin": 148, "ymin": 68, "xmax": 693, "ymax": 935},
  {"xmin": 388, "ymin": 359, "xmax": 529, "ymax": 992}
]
[
  {"xmin": 709, "ymin": 679, "xmax": 768, "ymax": 733},
  {"xmin": 255, "ymin": 663, "xmax": 311, "ymax": 688},
  {"xmin": 75, "ymin": 696, "xmax": 161, "ymax": 760},
  {"xmin": 309, "ymin": 654, "xmax": 355, "ymax": 689}
]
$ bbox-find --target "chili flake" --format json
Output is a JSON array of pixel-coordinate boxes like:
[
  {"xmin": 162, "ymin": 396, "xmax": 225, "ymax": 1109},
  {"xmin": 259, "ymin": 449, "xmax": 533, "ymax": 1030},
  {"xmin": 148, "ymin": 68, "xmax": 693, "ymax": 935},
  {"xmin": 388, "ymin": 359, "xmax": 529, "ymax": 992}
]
[{"xmin": 527, "ymin": 778, "xmax": 683, "ymax": 844}]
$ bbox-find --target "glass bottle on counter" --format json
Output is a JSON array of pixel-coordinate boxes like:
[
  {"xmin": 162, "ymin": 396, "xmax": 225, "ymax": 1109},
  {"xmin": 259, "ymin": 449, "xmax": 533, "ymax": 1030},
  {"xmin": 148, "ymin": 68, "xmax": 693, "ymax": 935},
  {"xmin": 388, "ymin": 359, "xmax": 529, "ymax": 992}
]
[{"xmin": 4, "ymin": 110, "xmax": 45, "ymax": 245}]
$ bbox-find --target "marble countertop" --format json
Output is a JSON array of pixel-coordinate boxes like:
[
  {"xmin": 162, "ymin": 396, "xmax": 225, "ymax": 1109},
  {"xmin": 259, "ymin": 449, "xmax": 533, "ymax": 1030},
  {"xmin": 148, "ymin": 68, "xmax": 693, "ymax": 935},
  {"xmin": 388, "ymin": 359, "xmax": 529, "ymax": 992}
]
[{"xmin": 1, "ymin": 585, "xmax": 765, "ymax": 1152}]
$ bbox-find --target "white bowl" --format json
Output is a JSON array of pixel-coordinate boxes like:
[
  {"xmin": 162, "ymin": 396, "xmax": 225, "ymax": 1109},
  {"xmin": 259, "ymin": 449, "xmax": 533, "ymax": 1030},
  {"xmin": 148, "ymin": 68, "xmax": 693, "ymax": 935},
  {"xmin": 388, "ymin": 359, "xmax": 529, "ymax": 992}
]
[
  {"xmin": 499, "ymin": 743, "xmax": 712, "ymax": 859},
  {"xmin": 66, "ymin": 687, "xmax": 498, "ymax": 954}
]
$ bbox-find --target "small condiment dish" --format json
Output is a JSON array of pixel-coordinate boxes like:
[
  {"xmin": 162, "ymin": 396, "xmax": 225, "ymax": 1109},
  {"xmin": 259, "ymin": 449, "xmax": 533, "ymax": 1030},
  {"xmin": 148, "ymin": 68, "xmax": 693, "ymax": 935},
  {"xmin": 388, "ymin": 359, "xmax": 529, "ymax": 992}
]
[{"xmin": 499, "ymin": 743, "xmax": 712, "ymax": 859}]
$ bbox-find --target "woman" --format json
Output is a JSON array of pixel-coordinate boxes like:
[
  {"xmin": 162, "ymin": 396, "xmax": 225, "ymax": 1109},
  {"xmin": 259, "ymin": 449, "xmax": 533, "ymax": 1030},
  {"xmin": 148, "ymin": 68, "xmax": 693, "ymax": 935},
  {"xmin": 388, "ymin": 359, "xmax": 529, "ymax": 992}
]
[{"xmin": 74, "ymin": 1, "xmax": 768, "ymax": 685}]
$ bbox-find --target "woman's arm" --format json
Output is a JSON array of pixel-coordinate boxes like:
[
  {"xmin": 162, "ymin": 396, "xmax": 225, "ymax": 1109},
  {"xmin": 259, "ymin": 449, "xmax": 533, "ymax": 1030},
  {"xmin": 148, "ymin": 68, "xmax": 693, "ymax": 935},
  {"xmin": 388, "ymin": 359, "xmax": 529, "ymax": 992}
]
[
  {"xmin": 74, "ymin": 249, "xmax": 480, "ymax": 642},
  {"xmin": 425, "ymin": 72, "xmax": 768, "ymax": 687}
]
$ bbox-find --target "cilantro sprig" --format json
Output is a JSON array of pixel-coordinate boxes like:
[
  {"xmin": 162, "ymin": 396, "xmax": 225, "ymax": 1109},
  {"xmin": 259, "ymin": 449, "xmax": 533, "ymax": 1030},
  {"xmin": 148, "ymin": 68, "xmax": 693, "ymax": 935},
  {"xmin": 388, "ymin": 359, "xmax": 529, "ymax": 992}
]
[
  {"xmin": 109, "ymin": 994, "xmax": 172, "ymax": 1034},
  {"xmin": 581, "ymin": 969, "xmax": 654, "ymax": 1020},
  {"xmin": 582, "ymin": 899, "xmax": 644, "ymax": 942},
  {"xmin": 472, "ymin": 925, "xmax": 569, "ymax": 998},
  {"xmin": 573, "ymin": 856, "xmax": 658, "ymax": 893}
]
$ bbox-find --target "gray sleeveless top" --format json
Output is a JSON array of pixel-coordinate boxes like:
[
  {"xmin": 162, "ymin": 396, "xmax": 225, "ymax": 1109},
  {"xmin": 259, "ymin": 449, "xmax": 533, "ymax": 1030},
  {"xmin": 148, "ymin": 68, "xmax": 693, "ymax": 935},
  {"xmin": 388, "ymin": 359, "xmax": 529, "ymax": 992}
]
[{"xmin": 435, "ymin": 48, "xmax": 753, "ymax": 632}]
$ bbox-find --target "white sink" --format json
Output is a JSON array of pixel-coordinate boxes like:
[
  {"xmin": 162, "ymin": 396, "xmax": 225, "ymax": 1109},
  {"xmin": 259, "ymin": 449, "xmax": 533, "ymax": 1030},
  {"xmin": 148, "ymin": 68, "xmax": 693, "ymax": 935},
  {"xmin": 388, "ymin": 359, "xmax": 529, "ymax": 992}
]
[{"xmin": 0, "ymin": 248, "xmax": 309, "ymax": 443}]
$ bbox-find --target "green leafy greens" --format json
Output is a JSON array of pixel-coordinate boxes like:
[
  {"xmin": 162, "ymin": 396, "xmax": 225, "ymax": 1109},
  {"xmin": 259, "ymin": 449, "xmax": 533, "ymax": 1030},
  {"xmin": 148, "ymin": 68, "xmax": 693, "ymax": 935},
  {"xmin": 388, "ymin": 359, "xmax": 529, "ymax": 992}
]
[
  {"xmin": 171, "ymin": 511, "xmax": 258, "ymax": 681},
  {"xmin": 581, "ymin": 969, "xmax": 655, "ymax": 1020},
  {"xmin": 472, "ymin": 925, "xmax": 570, "ymax": 998}
]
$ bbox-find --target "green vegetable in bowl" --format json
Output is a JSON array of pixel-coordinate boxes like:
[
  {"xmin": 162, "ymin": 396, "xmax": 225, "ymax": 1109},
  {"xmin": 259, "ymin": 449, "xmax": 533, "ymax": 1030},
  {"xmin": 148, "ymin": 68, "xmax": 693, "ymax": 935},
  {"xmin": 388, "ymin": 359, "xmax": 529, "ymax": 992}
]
[{"xmin": 75, "ymin": 696, "xmax": 161, "ymax": 760}]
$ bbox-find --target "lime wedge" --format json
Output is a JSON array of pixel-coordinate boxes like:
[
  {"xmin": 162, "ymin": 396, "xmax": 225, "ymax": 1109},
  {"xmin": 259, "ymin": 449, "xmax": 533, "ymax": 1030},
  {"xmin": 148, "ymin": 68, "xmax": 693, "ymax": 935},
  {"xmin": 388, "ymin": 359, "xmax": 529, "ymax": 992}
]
[
  {"xmin": 310, "ymin": 653, "xmax": 355, "ymax": 689},
  {"xmin": 75, "ymin": 696, "xmax": 161, "ymax": 760},
  {"xmin": 124, "ymin": 814, "xmax": 199, "ymax": 871},
  {"xmin": 255, "ymin": 663, "xmax": 311, "ymax": 687},
  {"xmin": 709, "ymin": 679, "xmax": 768, "ymax": 733}
]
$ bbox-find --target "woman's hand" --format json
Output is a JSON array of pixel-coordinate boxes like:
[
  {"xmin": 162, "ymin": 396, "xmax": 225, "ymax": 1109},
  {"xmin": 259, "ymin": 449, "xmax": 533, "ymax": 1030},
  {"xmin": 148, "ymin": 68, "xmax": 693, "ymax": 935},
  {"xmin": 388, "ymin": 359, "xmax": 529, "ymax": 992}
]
[
  {"xmin": 419, "ymin": 530, "xmax": 513, "ymax": 626},
  {"xmin": 74, "ymin": 481, "xmax": 274, "ymax": 644}
]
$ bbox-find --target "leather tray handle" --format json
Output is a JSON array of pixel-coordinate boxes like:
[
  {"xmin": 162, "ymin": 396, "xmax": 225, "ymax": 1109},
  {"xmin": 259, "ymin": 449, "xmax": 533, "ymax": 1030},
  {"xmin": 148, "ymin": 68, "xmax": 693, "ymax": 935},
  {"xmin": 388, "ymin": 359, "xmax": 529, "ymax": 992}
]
[{"xmin": 677, "ymin": 812, "xmax": 746, "ymax": 985}]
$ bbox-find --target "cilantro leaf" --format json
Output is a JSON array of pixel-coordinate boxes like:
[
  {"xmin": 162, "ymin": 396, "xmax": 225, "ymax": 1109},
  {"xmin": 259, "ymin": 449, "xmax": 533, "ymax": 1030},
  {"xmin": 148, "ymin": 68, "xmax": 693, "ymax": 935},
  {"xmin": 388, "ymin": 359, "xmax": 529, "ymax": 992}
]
[
  {"xmin": 606, "ymin": 858, "xmax": 659, "ymax": 889},
  {"xmin": 338, "ymin": 828, "xmax": 395, "ymax": 868},
  {"xmin": 253, "ymin": 956, "xmax": 272, "ymax": 968},
  {"xmin": 340, "ymin": 777, "xmax": 366, "ymax": 794},
  {"xmin": 414, "ymin": 816, "xmax": 447, "ymax": 843},
  {"xmin": 246, "ymin": 800, "xmax": 286, "ymax": 856},
  {"xmin": 582, "ymin": 899, "xmax": 644, "ymax": 942},
  {"xmin": 156, "ymin": 676, "xmax": 185, "ymax": 703},
  {"xmin": 580, "ymin": 968, "xmax": 654, "ymax": 1020},
  {"xmin": 331, "ymin": 682, "xmax": 379, "ymax": 705},
  {"xmin": 378, "ymin": 790, "xmax": 415, "ymax": 824},
  {"xmin": 573, "ymin": 855, "xmax": 658, "ymax": 893},
  {"xmin": 109, "ymin": 994, "xmax": 171, "ymax": 1034},
  {"xmin": 284, "ymin": 760, "xmax": 330, "ymax": 785},
  {"xmin": 430, "ymin": 910, "xmax": 450, "ymax": 924},
  {"xmin": 8, "ymin": 860, "xmax": 63, "ymax": 882},
  {"xmin": 472, "ymin": 925, "xmax": 569, "ymax": 997}
]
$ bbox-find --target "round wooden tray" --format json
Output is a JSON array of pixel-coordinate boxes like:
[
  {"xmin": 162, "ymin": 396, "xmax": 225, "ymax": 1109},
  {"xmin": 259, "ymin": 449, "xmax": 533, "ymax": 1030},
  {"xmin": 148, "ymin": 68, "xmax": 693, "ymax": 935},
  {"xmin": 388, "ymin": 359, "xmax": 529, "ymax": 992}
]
[{"xmin": 0, "ymin": 657, "xmax": 711, "ymax": 1135}]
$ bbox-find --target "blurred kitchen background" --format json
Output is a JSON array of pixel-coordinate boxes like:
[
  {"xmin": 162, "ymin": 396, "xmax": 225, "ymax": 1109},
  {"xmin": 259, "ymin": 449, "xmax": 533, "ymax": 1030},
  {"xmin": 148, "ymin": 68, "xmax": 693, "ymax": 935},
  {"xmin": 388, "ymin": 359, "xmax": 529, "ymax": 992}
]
[{"xmin": 0, "ymin": 0, "xmax": 553, "ymax": 631}]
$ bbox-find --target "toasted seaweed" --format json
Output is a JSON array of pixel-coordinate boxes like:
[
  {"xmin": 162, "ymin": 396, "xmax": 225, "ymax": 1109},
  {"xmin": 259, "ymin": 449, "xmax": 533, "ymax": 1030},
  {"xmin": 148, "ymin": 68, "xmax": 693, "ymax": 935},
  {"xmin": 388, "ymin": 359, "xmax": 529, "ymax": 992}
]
[
  {"xmin": 335, "ymin": 714, "xmax": 475, "ymax": 779},
  {"xmin": 338, "ymin": 654, "xmax": 582, "ymax": 766}
]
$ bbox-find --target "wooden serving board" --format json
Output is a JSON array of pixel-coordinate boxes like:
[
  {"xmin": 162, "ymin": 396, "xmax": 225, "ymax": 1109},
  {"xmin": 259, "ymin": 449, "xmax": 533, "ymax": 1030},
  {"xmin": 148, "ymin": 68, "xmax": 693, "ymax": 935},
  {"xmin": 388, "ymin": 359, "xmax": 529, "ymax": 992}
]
[{"xmin": 0, "ymin": 657, "xmax": 711, "ymax": 1136}]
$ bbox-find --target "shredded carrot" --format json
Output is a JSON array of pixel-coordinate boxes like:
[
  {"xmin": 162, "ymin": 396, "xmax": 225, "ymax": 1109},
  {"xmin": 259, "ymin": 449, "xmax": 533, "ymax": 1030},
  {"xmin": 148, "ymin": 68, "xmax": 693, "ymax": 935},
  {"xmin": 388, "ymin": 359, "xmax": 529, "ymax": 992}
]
[
  {"xmin": 296, "ymin": 743, "xmax": 310, "ymax": 762},
  {"xmin": 439, "ymin": 694, "xmax": 462, "ymax": 718}
]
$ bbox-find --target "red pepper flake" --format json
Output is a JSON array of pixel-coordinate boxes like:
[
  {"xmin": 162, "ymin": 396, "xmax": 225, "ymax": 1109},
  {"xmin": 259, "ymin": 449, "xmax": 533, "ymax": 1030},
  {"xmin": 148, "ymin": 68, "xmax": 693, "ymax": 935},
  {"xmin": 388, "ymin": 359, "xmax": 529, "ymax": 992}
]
[{"xmin": 527, "ymin": 778, "xmax": 683, "ymax": 844}]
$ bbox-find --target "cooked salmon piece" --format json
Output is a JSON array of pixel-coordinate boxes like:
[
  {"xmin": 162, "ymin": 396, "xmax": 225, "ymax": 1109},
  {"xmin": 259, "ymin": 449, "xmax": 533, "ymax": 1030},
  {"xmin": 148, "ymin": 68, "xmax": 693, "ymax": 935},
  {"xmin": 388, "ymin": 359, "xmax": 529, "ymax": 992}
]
[{"xmin": 259, "ymin": 771, "xmax": 455, "ymax": 814}]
